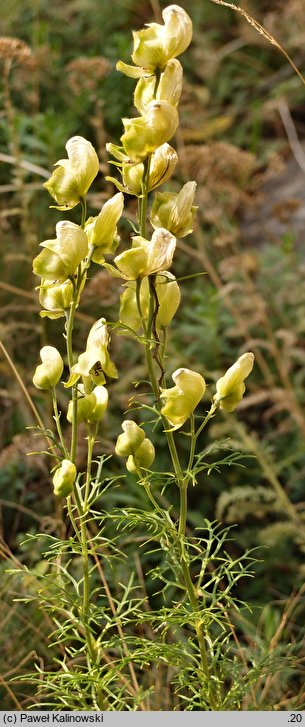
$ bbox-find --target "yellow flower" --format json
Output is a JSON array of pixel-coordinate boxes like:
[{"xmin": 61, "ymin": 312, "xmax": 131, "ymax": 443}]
[
  {"xmin": 33, "ymin": 221, "xmax": 88, "ymax": 282},
  {"xmin": 107, "ymin": 228, "xmax": 176, "ymax": 280},
  {"xmin": 67, "ymin": 391, "xmax": 96, "ymax": 424},
  {"xmin": 115, "ymin": 420, "xmax": 155, "ymax": 474},
  {"xmin": 107, "ymin": 143, "xmax": 178, "ymax": 197},
  {"xmin": 65, "ymin": 318, "xmax": 117, "ymax": 388},
  {"xmin": 150, "ymin": 181, "xmax": 197, "ymax": 238},
  {"xmin": 121, "ymin": 100, "xmax": 178, "ymax": 162},
  {"xmin": 66, "ymin": 385, "xmax": 108, "ymax": 424},
  {"xmin": 32, "ymin": 346, "xmax": 64, "ymax": 390},
  {"xmin": 88, "ymin": 385, "xmax": 109, "ymax": 423},
  {"xmin": 119, "ymin": 271, "xmax": 180, "ymax": 333},
  {"xmin": 44, "ymin": 136, "xmax": 99, "ymax": 210},
  {"xmin": 53, "ymin": 460, "xmax": 77, "ymax": 497},
  {"xmin": 85, "ymin": 192, "xmax": 124, "ymax": 264},
  {"xmin": 161, "ymin": 367, "xmax": 206, "ymax": 429},
  {"xmin": 213, "ymin": 352, "xmax": 254, "ymax": 412},
  {"xmin": 134, "ymin": 59, "xmax": 183, "ymax": 114},
  {"xmin": 38, "ymin": 279, "xmax": 74, "ymax": 319},
  {"xmin": 115, "ymin": 420, "xmax": 145, "ymax": 457},
  {"xmin": 126, "ymin": 439, "xmax": 155, "ymax": 474},
  {"xmin": 131, "ymin": 5, "xmax": 192, "ymax": 71}
]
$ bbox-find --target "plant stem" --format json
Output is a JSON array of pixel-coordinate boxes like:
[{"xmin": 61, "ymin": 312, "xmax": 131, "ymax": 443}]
[
  {"xmin": 140, "ymin": 156, "xmax": 151, "ymax": 237},
  {"xmin": 177, "ymin": 477, "xmax": 217, "ymax": 709},
  {"xmin": 65, "ymin": 302, "xmax": 78, "ymax": 464},
  {"xmin": 137, "ymin": 161, "xmax": 217, "ymax": 710},
  {"xmin": 80, "ymin": 196, "xmax": 87, "ymax": 229},
  {"xmin": 136, "ymin": 279, "xmax": 147, "ymax": 335},
  {"xmin": 84, "ymin": 425, "xmax": 97, "ymax": 510},
  {"xmin": 51, "ymin": 387, "xmax": 69, "ymax": 457},
  {"xmin": 71, "ymin": 473, "xmax": 98, "ymax": 672}
]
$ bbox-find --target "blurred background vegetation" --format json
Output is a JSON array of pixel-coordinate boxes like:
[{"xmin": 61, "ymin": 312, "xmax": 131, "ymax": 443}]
[{"xmin": 1, "ymin": 0, "xmax": 305, "ymax": 709}]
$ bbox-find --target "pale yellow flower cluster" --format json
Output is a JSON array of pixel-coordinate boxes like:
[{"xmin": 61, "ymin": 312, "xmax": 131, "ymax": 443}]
[
  {"xmin": 115, "ymin": 420, "xmax": 155, "ymax": 474},
  {"xmin": 31, "ymin": 5, "xmax": 255, "ymax": 506}
]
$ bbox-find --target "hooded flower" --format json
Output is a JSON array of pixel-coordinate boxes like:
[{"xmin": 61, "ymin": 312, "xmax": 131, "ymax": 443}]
[
  {"xmin": 33, "ymin": 221, "xmax": 88, "ymax": 282},
  {"xmin": 53, "ymin": 459, "xmax": 77, "ymax": 497},
  {"xmin": 107, "ymin": 143, "xmax": 178, "ymax": 197},
  {"xmin": 117, "ymin": 5, "xmax": 192, "ymax": 75},
  {"xmin": 150, "ymin": 181, "xmax": 197, "ymax": 237},
  {"xmin": 121, "ymin": 100, "xmax": 178, "ymax": 162},
  {"xmin": 115, "ymin": 420, "xmax": 145, "ymax": 457},
  {"xmin": 119, "ymin": 271, "xmax": 180, "ymax": 333},
  {"xmin": 106, "ymin": 228, "xmax": 176, "ymax": 281},
  {"xmin": 65, "ymin": 318, "xmax": 117, "ymax": 388},
  {"xmin": 67, "ymin": 385, "xmax": 108, "ymax": 424},
  {"xmin": 134, "ymin": 59, "xmax": 183, "ymax": 114},
  {"xmin": 126, "ymin": 439, "xmax": 155, "ymax": 474},
  {"xmin": 213, "ymin": 352, "xmax": 254, "ymax": 412},
  {"xmin": 32, "ymin": 346, "xmax": 64, "ymax": 390},
  {"xmin": 85, "ymin": 192, "xmax": 124, "ymax": 264},
  {"xmin": 160, "ymin": 367, "xmax": 206, "ymax": 429},
  {"xmin": 38, "ymin": 279, "xmax": 74, "ymax": 319},
  {"xmin": 44, "ymin": 136, "xmax": 99, "ymax": 210},
  {"xmin": 115, "ymin": 420, "xmax": 155, "ymax": 474}
]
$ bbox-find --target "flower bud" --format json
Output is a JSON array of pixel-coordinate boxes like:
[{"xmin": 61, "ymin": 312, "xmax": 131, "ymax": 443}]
[
  {"xmin": 85, "ymin": 192, "xmax": 124, "ymax": 264},
  {"xmin": 155, "ymin": 271, "xmax": 181, "ymax": 326},
  {"xmin": 65, "ymin": 318, "xmax": 117, "ymax": 388},
  {"xmin": 213, "ymin": 352, "xmax": 254, "ymax": 412},
  {"xmin": 121, "ymin": 100, "xmax": 178, "ymax": 162},
  {"xmin": 67, "ymin": 392, "xmax": 96, "ymax": 424},
  {"xmin": 87, "ymin": 385, "xmax": 109, "ymax": 423},
  {"xmin": 120, "ymin": 162, "xmax": 144, "ymax": 196},
  {"xmin": 39, "ymin": 279, "xmax": 74, "ymax": 319},
  {"xmin": 148, "ymin": 144, "xmax": 178, "ymax": 191},
  {"xmin": 134, "ymin": 59, "xmax": 182, "ymax": 114},
  {"xmin": 43, "ymin": 136, "xmax": 99, "ymax": 210},
  {"xmin": 115, "ymin": 420, "xmax": 145, "ymax": 457},
  {"xmin": 119, "ymin": 283, "xmax": 144, "ymax": 333},
  {"xmin": 161, "ymin": 367, "xmax": 206, "ymax": 429},
  {"xmin": 131, "ymin": 5, "xmax": 192, "ymax": 71},
  {"xmin": 150, "ymin": 181, "xmax": 197, "ymax": 238},
  {"xmin": 33, "ymin": 346, "xmax": 64, "ymax": 390},
  {"xmin": 126, "ymin": 438, "xmax": 155, "ymax": 474},
  {"xmin": 108, "ymin": 228, "xmax": 176, "ymax": 280},
  {"xmin": 33, "ymin": 221, "xmax": 88, "ymax": 282},
  {"xmin": 53, "ymin": 459, "xmax": 77, "ymax": 497}
]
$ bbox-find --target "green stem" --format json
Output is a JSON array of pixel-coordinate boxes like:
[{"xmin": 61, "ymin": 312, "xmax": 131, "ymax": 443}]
[
  {"xmin": 136, "ymin": 278, "xmax": 147, "ymax": 336},
  {"xmin": 84, "ymin": 425, "xmax": 98, "ymax": 510},
  {"xmin": 80, "ymin": 515, "xmax": 97, "ymax": 666},
  {"xmin": 186, "ymin": 403, "xmax": 218, "ymax": 476},
  {"xmin": 51, "ymin": 387, "xmax": 69, "ymax": 458},
  {"xmin": 65, "ymin": 302, "xmax": 79, "ymax": 465},
  {"xmin": 145, "ymin": 342, "xmax": 183, "ymax": 484},
  {"xmin": 178, "ymin": 478, "xmax": 217, "ymax": 709},
  {"xmin": 194, "ymin": 402, "xmax": 218, "ymax": 444},
  {"xmin": 67, "ymin": 495, "xmax": 81, "ymax": 544},
  {"xmin": 186, "ymin": 414, "xmax": 196, "ymax": 474},
  {"xmin": 80, "ymin": 196, "xmax": 87, "ymax": 229},
  {"xmin": 138, "ymin": 470, "xmax": 175, "ymax": 530},
  {"xmin": 66, "ymin": 487, "xmax": 97, "ymax": 667},
  {"xmin": 140, "ymin": 156, "xmax": 151, "ymax": 237},
  {"xmin": 72, "ymin": 476, "xmax": 98, "ymax": 670},
  {"xmin": 142, "ymin": 273, "xmax": 217, "ymax": 710}
]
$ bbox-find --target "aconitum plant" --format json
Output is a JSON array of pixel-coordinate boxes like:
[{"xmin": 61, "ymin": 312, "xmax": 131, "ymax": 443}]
[{"xmin": 30, "ymin": 5, "xmax": 255, "ymax": 710}]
